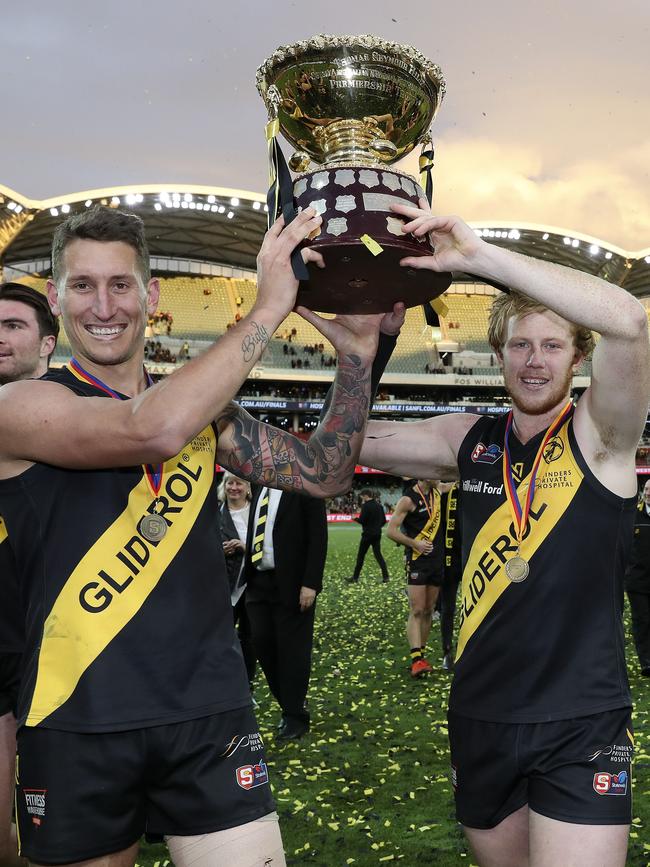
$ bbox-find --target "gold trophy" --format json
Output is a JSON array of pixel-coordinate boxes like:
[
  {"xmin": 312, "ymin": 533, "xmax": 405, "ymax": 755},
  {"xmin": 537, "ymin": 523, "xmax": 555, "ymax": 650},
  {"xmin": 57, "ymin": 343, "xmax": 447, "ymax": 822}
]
[{"xmin": 257, "ymin": 34, "xmax": 451, "ymax": 313}]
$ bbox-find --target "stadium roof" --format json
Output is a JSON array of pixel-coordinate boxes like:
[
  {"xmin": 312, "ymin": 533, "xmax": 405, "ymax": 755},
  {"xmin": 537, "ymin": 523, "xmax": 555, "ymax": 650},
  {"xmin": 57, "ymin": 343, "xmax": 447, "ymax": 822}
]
[{"xmin": 2, "ymin": 182, "xmax": 650, "ymax": 297}]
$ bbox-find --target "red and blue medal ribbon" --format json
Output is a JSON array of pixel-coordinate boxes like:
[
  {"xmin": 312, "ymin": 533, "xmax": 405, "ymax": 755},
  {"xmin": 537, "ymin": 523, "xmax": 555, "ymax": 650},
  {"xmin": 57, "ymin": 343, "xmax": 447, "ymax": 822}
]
[
  {"xmin": 67, "ymin": 357, "xmax": 163, "ymax": 498},
  {"xmin": 502, "ymin": 400, "xmax": 573, "ymax": 546}
]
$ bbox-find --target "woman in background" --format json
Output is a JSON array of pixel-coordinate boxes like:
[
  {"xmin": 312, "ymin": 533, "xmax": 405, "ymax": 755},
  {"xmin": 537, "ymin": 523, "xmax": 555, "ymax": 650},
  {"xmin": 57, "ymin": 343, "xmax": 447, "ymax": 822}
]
[{"xmin": 218, "ymin": 471, "xmax": 256, "ymax": 692}]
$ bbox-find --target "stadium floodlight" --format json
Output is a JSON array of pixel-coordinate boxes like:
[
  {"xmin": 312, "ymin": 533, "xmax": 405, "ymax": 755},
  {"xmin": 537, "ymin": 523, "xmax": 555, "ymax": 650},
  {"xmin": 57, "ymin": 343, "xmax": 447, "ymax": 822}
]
[
  {"xmin": 218, "ymin": 205, "xmax": 226, "ymax": 213},
  {"xmin": 85, "ymin": 200, "xmax": 93, "ymax": 207},
  {"xmin": 61, "ymin": 204, "xmax": 71, "ymax": 214},
  {"xmin": 189, "ymin": 202, "xmax": 196, "ymax": 209},
  {"xmin": 563, "ymin": 237, "xmax": 571, "ymax": 245},
  {"xmin": 211, "ymin": 205, "xmax": 218, "ymax": 212},
  {"xmin": 605, "ymin": 252, "xmax": 613, "ymax": 260},
  {"xmin": 230, "ymin": 197, "xmax": 240, "ymax": 206},
  {"xmin": 50, "ymin": 207, "xmax": 59, "ymax": 216},
  {"xmin": 207, "ymin": 195, "xmax": 216, "ymax": 204},
  {"xmin": 181, "ymin": 201, "xmax": 188, "ymax": 209},
  {"xmin": 571, "ymin": 239, "xmax": 579, "ymax": 248},
  {"xmin": 6, "ymin": 201, "xmax": 16, "ymax": 211},
  {"xmin": 135, "ymin": 193, "xmax": 144, "ymax": 203},
  {"xmin": 252, "ymin": 200, "xmax": 261, "ymax": 210},
  {"xmin": 154, "ymin": 203, "xmax": 162, "ymax": 211},
  {"xmin": 172, "ymin": 192, "xmax": 181, "ymax": 201},
  {"xmin": 590, "ymin": 245, "xmax": 600, "ymax": 255},
  {"xmin": 542, "ymin": 233, "xmax": 549, "ymax": 240},
  {"xmin": 183, "ymin": 193, "xmax": 193, "ymax": 202},
  {"xmin": 196, "ymin": 202, "xmax": 204, "ymax": 211},
  {"xmin": 645, "ymin": 256, "xmax": 650, "ymax": 264},
  {"xmin": 14, "ymin": 205, "xmax": 23, "ymax": 214},
  {"xmin": 227, "ymin": 210, "xmax": 234, "ymax": 219},
  {"xmin": 264, "ymin": 204, "xmax": 268, "ymax": 212},
  {"xmin": 111, "ymin": 196, "xmax": 120, "ymax": 206},
  {"xmin": 508, "ymin": 229, "xmax": 520, "ymax": 240},
  {"xmin": 126, "ymin": 194, "xmax": 137, "ymax": 205}
]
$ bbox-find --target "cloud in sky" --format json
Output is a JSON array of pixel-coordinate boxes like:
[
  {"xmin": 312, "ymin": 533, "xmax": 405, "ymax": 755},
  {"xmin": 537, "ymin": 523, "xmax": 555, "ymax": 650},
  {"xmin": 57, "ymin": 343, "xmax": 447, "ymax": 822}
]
[{"xmin": 399, "ymin": 135, "xmax": 650, "ymax": 250}]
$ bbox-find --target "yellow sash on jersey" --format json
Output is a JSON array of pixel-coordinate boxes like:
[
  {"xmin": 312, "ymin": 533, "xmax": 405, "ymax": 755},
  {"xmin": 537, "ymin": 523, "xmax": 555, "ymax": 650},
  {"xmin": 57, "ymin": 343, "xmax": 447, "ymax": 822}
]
[
  {"xmin": 26, "ymin": 426, "xmax": 216, "ymax": 726},
  {"xmin": 411, "ymin": 493, "xmax": 442, "ymax": 562},
  {"xmin": 456, "ymin": 419, "xmax": 583, "ymax": 661},
  {"xmin": 0, "ymin": 516, "xmax": 7, "ymax": 546}
]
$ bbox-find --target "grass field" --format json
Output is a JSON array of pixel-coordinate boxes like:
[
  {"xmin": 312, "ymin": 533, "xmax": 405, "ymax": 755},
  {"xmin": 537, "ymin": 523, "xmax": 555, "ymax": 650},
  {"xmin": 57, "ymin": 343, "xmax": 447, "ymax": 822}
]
[{"xmin": 139, "ymin": 524, "xmax": 650, "ymax": 867}]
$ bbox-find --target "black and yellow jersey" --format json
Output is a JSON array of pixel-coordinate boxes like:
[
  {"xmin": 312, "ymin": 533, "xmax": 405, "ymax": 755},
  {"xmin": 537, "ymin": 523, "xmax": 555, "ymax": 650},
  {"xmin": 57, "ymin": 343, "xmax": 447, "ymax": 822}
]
[
  {"xmin": 401, "ymin": 485, "xmax": 444, "ymax": 570},
  {"xmin": 451, "ymin": 410, "xmax": 634, "ymax": 723},
  {"xmin": 0, "ymin": 517, "xmax": 23, "ymax": 654},
  {"xmin": 0, "ymin": 366, "xmax": 249, "ymax": 732}
]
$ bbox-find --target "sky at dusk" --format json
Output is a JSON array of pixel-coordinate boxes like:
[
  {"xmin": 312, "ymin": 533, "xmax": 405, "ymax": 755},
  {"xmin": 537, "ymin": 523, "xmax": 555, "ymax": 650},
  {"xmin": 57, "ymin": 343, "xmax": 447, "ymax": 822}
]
[{"xmin": 1, "ymin": 0, "xmax": 648, "ymax": 250}]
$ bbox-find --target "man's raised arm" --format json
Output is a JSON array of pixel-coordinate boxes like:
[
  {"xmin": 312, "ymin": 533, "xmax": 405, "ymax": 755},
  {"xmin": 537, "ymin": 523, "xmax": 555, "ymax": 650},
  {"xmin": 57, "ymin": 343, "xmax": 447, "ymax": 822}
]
[
  {"xmin": 394, "ymin": 202, "xmax": 650, "ymax": 466},
  {"xmin": 0, "ymin": 209, "xmax": 325, "ymax": 475}
]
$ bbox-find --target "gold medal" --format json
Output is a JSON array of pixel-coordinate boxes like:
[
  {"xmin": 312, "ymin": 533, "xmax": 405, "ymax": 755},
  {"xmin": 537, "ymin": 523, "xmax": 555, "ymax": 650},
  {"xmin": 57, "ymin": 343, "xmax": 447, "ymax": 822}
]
[
  {"xmin": 139, "ymin": 513, "xmax": 168, "ymax": 542},
  {"xmin": 505, "ymin": 555, "xmax": 529, "ymax": 583}
]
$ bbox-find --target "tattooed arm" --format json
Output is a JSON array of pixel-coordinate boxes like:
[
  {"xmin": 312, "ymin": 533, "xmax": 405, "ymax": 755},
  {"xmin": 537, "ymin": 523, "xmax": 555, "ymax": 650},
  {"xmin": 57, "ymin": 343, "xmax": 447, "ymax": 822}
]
[{"xmin": 215, "ymin": 349, "xmax": 374, "ymax": 497}]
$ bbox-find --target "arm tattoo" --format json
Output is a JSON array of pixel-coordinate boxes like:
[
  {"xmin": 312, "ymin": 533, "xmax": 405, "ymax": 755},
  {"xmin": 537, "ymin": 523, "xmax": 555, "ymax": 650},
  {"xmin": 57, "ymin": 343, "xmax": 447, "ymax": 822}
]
[
  {"xmin": 216, "ymin": 353, "xmax": 371, "ymax": 495},
  {"xmin": 241, "ymin": 321, "xmax": 269, "ymax": 363}
]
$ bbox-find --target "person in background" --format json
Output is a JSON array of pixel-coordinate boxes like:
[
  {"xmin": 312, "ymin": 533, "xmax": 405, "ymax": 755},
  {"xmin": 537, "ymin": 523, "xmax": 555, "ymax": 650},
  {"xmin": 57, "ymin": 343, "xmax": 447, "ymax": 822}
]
[
  {"xmin": 244, "ymin": 489, "xmax": 327, "ymax": 740},
  {"xmin": 347, "ymin": 489, "xmax": 390, "ymax": 583},
  {"xmin": 387, "ymin": 479, "xmax": 444, "ymax": 678},
  {"xmin": 218, "ymin": 471, "xmax": 256, "ymax": 691},
  {"xmin": 625, "ymin": 478, "xmax": 650, "ymax": 676},
  {"xmin": 439, "ymin": 481, "xmax": 462, "ymax": 672},
  {"xmin": 0, "ymin": 282, "xmax": 59, "ymax": 867}
]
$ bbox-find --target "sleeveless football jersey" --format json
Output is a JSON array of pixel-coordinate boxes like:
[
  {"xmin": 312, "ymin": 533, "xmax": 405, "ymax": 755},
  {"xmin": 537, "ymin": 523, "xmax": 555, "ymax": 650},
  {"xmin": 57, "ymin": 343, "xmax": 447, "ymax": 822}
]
[
  {"xmin": 402, "ymin": 485, "xmax": 444, "ymax": 570},
  {"xmin": 0, "ymin": 366, "xmax": 249, "ymax": 732},
  {"xmin": 451, "ymin": 410, "xmax": 633, "ymax": 723},
  {"xmin": 0, "ymin": 517, "xmax": 23, "ymax": 654}
]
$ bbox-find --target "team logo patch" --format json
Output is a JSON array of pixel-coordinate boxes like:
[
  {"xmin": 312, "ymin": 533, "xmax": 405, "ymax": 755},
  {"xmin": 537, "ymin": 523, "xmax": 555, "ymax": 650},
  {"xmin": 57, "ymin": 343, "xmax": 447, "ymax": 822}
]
[
  {"xmin": 471, "ymin": 442, "xmax": 503, "ymax": 464},
  {"xmin": 236, "ymin": 761, "xmax": 269, "ymax": 790},
  {"xmin": 593, "ymin": 771, "xmax": 628, "ymax": 796},
  {"xmin": 220, "ymin": 732, "xmax": 264, "ymax": 758},
  {"xmin": 543, "ymin": 436, "xmax": 564, "ymax": 463},
  {"xmin": 23, "ymin": 789, "xmax": 47, "ymax": 826}
]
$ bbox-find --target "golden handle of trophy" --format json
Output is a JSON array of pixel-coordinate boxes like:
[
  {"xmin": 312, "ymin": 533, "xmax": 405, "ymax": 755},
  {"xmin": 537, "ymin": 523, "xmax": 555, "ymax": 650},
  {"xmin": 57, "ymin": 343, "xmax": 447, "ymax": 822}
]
[{"xmin": 289, "ymin": 151, "xmax": 312, "ymax": 172}]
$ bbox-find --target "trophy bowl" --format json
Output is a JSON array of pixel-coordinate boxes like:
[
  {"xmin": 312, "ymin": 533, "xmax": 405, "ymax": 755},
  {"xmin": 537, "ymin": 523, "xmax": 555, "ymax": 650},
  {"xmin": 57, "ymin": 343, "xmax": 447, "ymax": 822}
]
[{"xmin": 257, "ymin": 34, "xmax": 452, "ymax": 313}]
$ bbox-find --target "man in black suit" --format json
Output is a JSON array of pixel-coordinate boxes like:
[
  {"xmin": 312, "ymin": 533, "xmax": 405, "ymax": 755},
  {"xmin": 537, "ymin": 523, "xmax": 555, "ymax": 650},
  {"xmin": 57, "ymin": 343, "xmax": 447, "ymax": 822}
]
[
  {"xmin": 244, "ymin": 488, "xmax": 327, "ymax": 740},
  {"xmin": 348, "ymin": 489, "xmax": 390, "ymax": 583}
]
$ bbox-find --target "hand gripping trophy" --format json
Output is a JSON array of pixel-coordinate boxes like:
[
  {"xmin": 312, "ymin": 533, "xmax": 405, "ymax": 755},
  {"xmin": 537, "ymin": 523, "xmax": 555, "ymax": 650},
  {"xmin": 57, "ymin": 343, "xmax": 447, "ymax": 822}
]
[{"xmin": 257, "ymin": 34, "xmax": 451, "ymax": 314}]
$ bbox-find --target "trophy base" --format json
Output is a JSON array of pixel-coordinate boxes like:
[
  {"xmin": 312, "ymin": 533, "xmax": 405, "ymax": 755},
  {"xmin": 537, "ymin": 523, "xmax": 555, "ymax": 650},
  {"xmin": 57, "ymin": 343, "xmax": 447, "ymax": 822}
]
[
  {"xmin": 293, "ymin": 165, "xmax": 451, "ymax": 313},
  {"xmin": 297, "ymin": 241, "xmax": 451, "ymax": 314}
]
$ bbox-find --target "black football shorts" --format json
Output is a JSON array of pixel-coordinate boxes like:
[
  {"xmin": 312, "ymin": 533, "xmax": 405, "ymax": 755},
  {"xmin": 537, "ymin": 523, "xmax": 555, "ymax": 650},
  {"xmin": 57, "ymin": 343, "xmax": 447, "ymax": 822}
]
[
  {"xmin": 448, "ymin": 707, "xmax": 633, "ymax": 828},
  {"xmin": 16, "ymin": 704, "xmax": 275, "ymax": 864}
]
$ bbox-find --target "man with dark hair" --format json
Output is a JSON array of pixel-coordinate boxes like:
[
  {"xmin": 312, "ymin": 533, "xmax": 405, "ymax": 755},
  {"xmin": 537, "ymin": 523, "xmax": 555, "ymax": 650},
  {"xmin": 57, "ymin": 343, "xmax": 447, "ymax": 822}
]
[
  {"xmin": 0, "ymin": 282, "xmax": 58, "ymax": 866},
  {"xmin": 0, "ymin": 282, "xmax": 59, "ymax": 384},
  {"xmin": 361, "ymin": 203, "xmax": 649, "ymax": 867},
  {"xmin": 0, "ymin": 204, "xmax": 386, "ymax": 867},
  {"xmin": 348, "ymin": 489, "xmax": 390, "ymax": 583}
]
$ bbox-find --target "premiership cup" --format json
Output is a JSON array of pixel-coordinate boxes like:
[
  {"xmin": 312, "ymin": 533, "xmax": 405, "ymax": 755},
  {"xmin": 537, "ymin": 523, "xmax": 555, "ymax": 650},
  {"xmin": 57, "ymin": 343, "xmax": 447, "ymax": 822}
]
[{"xmin": 257, "ymin": 34, "xmax": 451, "ymax": 313}]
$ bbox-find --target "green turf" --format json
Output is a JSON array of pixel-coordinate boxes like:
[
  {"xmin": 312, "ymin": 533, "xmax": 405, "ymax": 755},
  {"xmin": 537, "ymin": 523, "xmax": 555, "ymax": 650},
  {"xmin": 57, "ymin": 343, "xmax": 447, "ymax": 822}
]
[{"xmin": 137, "ymin": 524, "xmax": 650, "ymax": 867}]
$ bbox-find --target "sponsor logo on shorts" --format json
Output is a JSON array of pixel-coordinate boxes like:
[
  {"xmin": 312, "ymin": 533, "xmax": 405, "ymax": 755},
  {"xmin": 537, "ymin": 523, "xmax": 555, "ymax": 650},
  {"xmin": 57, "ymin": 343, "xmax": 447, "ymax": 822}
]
[
  {"xmin": 593, "ymin": 771, "xmax": 628, "ymax": 796},
  {"xmin": 470, "ymin": 442, "xmax": 503, "ymax": 465},
  {"xmin": 587, "ymin": 743, "xmax": 633, "ymax": 764},
  {"xmin": 451, "ymin": 764, "xmax": 458, "ymax": 790},
  {"xmin": 236, "ymin": 761, "xmax": 269, "ymax": 790},
  {"xmin": 23, "ymin": 788, "xmax": 47, "ymax": 825},
  {"xmin": 220, "ymin": 732, "xmax": 264, "ymax": 758}
]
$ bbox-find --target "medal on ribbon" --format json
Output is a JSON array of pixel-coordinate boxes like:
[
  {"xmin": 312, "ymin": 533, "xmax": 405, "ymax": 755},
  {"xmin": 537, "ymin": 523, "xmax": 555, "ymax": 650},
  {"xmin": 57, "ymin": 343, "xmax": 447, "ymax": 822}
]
[
  {"xmin": 502, "ymin": 400, "xmax": 573, "ymax": 583},
  {"xmin": 68, "ymin": 358, "xmax": 167, "ymax": 542}
]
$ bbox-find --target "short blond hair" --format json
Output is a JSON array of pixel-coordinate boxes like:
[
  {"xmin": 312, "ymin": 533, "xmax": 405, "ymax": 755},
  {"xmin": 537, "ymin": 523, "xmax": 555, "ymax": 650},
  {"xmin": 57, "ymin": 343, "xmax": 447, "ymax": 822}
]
[{"xmin": 487, "ymin": 291, "xmax": 595, "ymax": 358}]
